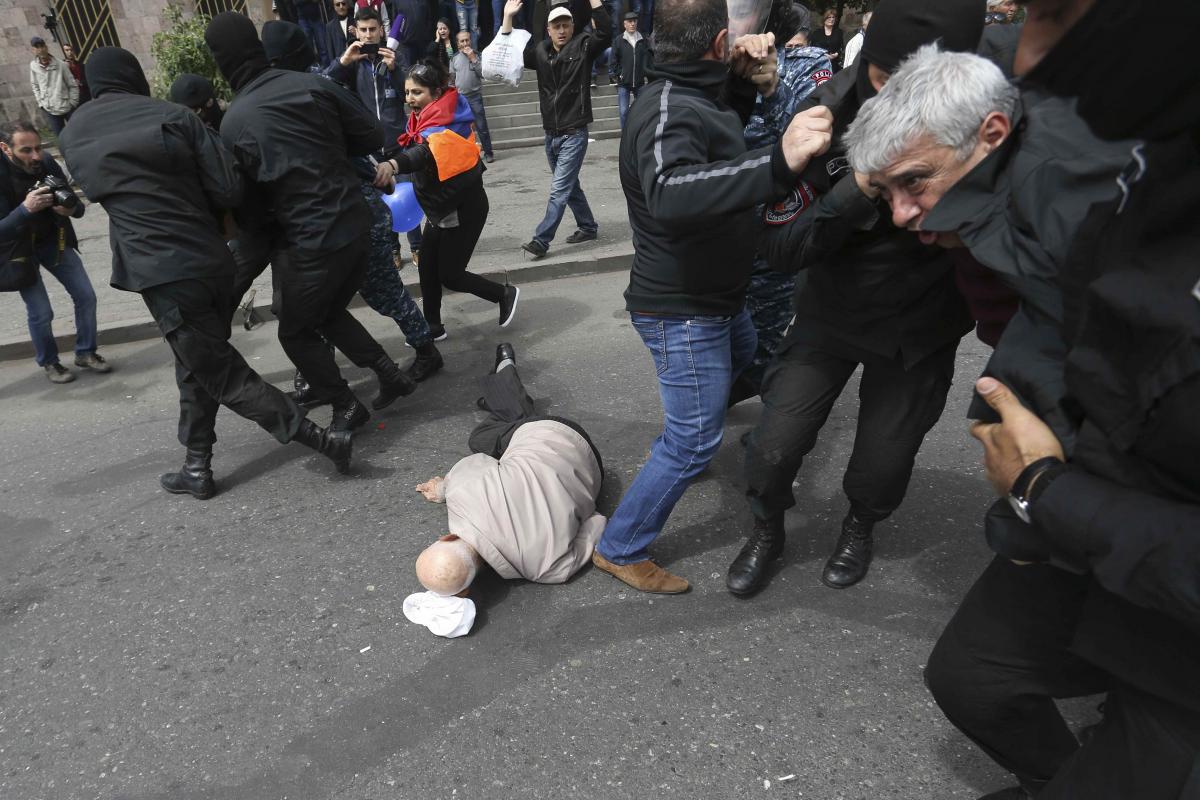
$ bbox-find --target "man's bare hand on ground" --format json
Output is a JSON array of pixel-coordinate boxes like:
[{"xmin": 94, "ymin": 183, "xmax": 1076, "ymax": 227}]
[{"xmin": 416, "ymin": 477, "xmax": 446, "ymax": 502}]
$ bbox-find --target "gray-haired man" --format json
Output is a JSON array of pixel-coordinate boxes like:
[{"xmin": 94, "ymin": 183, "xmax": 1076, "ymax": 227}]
[{"xmin": 844, "ymin": 43, "xmax": 1143, "ymax": 799}]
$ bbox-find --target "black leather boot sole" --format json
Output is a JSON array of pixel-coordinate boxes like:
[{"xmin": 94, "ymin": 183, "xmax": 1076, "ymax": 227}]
[
  {"xmin": 820, "ymin": 513, "xmax": 875, "ymax": 589},
  {"xmin": 727, "ymin": 517, "xmax": 786, "ymax": 596}
]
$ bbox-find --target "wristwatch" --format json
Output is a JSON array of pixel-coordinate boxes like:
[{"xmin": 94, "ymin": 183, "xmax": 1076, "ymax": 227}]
[{"xmin": 1007, "ymin": 456, "xmax": 1068, "ymax": 524}]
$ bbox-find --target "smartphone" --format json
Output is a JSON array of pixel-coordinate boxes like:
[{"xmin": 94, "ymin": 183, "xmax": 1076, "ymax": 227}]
[{"xmin": 360, "ymin": 42, "xmax": 381, "ymax": 56}]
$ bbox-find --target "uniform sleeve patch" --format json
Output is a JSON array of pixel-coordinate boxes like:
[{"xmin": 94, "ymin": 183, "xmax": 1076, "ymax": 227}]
[
  {"xmin": 811, "ymin": 68, "xmax": 833, "ymax": 86},
  {"xmin": 764, "ymin": 179, "xmax": 817, "ymax": 225}
]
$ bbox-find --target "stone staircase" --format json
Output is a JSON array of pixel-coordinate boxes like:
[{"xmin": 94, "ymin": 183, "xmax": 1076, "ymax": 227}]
[{"xmin": 482, "ymin": 69, "xmax": 623, "ymax": 151}]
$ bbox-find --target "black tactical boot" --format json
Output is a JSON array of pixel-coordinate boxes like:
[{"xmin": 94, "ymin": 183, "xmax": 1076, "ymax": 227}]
[
  {"xmin": 820, "ymin": 510, "xmax": 875, "ymax": 589},
  {"xmin": 293, "ymin": 418, "xmax": 353, "ymax": 474},
  {"xmin": 726, "ymin": 516, "xmax": 785, "ymax": 596},
  {"xmin": 370, "ymin": 355, "xmax": 417, "ymax": 410},
  {"xmin": 405, "ymin": 342, "xmax": 444, "ymax": 382},
  {"xmin": 288, "ymin": 370, "xmax": 325, "ymax": 407},
  {"xmin": 160, "ymin": 447, "xmax": 216, "ymax": 499},
  {"xmin": 330, "ymin": 394, "xmax": 371, "ymax": 432}
]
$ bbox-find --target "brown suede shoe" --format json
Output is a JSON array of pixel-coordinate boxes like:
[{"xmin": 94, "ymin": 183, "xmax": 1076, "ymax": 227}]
[{"xmin": 591, "ymin": 552, "xmax": 690, "ymax": 594}]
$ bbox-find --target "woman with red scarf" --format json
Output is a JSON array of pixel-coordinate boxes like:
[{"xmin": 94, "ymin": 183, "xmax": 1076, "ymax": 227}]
[{"xmin": 382, "ymin": 61, "xmax": 519, "ymax": 340}]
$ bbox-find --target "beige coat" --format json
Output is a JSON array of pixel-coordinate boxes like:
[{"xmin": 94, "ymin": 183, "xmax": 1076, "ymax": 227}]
[{"xmin": 443, "ymin": 420, "xmax": 604, "ymax": 583}]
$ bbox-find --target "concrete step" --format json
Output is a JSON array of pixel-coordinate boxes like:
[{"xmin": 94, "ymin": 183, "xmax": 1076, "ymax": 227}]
[
  {"xmin": 491, "ymin": 126, "xmax": 622, "ymax": 151},
  {"xmin": 481, "ymin": 78, "xmax": 619, "ymax": 101},
  {"xmin": 487, "ymin": 103, "xmax": 620, "ymax": 132},
  {"xmin": 481, "ymin": 93, "xmax": 618, "ymax": 120},
  {"xmin": 491, "ymin": 116, "xmax": 622, "ymax": 146}
]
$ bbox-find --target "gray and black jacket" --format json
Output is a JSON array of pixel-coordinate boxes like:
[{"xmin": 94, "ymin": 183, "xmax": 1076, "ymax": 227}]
[{"xmin": 619, "ymin": 60, "xmax": 796, "ymax": 316}]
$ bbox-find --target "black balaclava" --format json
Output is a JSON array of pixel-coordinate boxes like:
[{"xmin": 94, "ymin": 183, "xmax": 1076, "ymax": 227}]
[
  {"xmin": 856, "ymin": 0, "xmax": 984, "ymax": 102},
  {"xmin": 84, "ymin": 47, "xmax": 151, "ymax": 98},
  {"xmin": 1023, "ymin": 0, "xmax": 1200, "ymax": 142},
  {"xmin": 262, "ymin": 20, "xmax": 317, "ymax": 72},
  {"xmin": 205, "ymin": 12, "xmax": 271, "ymax": 93},
  {"xmin": 169, "ymin": 73, "xmax": 214, "ymax": 108}
]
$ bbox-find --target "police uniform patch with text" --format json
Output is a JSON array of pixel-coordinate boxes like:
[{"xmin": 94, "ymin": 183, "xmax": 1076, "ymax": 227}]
[
  {"xmin": 764, "ymin": 179, "xmax": 816, "ymax": 225},
  {"xmin": 811, "ymin": 68, "xmax": 833, "ymax": 86}
]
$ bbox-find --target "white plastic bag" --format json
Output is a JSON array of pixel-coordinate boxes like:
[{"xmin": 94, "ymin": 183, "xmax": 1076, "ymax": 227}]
[{"xmin": 481, "ymin": 27, "xmax": 531, "ymax": 87}]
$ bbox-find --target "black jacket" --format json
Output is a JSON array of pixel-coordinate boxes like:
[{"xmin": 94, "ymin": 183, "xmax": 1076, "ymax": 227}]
[
  {"xmin": 761, "ymin": 64, "xmax": 973, "ymax": 368},
  {"xmin": 60, "ymin": 93, "xmax": 242, "ymax": 293},
  {"xmin": 1021, "ymin": 133, "xmax": 1200, "ymax": 714},
  {"xmin": 0, "ymin": 151, "xmax": 84, "ymax": 270},
  {"xmin": 328, "ymin": 55, "xmax": 410, "ymax": 151},
  {"xmin": 516, "ymin": 3, "xmax": 611, "ymax": 134},
  {"xmin": 392, "ymin": 92, "xmax": 486, "ymax": 225},
  {"xmin": 612, "ymin": 33, "xmax": 650, "ymax": 89},
  {"xmin": 325, "ymin": 16, "xmax": 353, "ymax": 65},
  {"xmin": 923, "ymin": 92, "xmax": 1135, "ymax": 450},
  {"xmin": 620, "ymin": 60, "xmax": 796, "ymax": 316},
  {"xmin": 219, "ymin": 68, "xmax": 384, "ymax": 252}
]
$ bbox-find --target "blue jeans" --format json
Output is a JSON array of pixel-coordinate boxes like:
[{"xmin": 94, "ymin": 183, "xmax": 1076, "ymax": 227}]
[
  {"xmin": 596, "ymin": 309, "xmax": 757, "ymax": 565},
  {"xmin": 533, "ymin": 129, "xmax": 597, "ymax": 248},
  {"xmin": 464, "ymin": 92, "xmax": 493, "ymax": 155},
  {"xmin": 19, "ymin": 245, "xmax": 98, "ymax": 367},
  {"xmin": 617, "ymin": 85, "xmax": 638, "ymax": 127},
  {"xmin": 456, "ymin": 0, "xmax": 479, "ymax": 48},
  {"xmin": 297, "ymin": 15, "xmax": 328, "ymax": 66},
  {"xmin": 491, "ymin": 0, "xmax": 527, "ymax": 34}
]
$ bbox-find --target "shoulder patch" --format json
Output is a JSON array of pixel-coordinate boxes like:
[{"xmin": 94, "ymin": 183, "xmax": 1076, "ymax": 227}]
[
  {"xmin": 811, "ymin": 68, "xmax": 833, "ymax": 86},
  {"xmin": 764, "ymin": 180, "xmax": 817, "ymax": 225}
]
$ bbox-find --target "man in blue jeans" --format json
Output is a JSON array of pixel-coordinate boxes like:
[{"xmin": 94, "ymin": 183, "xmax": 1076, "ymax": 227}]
[
  {"xmin": 498, "ymin": 0, "xmax": 609, "ymax": 259},
  {"xmin": 1, "ymin": 121, "xmax": 110, "ymax": 384},
  {"xmin": 590, "ymin": 0, "xmax": 833, "ymax": 592}
]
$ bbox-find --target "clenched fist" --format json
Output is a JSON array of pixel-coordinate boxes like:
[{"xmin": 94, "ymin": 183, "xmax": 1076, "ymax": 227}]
[{"xmin": 780, "ymin": 106, "xmax": 834, "ymax": 173}]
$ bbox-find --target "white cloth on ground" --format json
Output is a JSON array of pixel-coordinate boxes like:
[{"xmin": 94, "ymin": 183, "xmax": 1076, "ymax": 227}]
[{"xmin": 403, "ymin": 591, "xmax": 476, "ymax": 637}]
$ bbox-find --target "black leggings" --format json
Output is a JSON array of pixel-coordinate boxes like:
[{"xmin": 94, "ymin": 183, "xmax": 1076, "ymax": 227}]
[{"xmin": 416, "ymin": 184, "xmax": 503, "ymax": 326}]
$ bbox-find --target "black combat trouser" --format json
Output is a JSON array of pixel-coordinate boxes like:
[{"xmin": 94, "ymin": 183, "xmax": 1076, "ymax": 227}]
[
  {"xmin": 925, "ymin": 556, "xmax": 1200, "ymax": 798},
  {"xmin": 743, "ymin": 333, "xmax": 958, "ymax": 523},
  {"xmin": 274, "ymin": 239, "xmax": 389, "ymax": 405},
  {"xmin": 141, "ymin": 277, "xmax": 304, "ymax": 450}
]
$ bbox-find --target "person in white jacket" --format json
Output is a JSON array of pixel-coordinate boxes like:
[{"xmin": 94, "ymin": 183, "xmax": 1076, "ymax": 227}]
[
  {"xmin": 842, "ymin": 11, "xmax": 870, "ymax": 68},
  {"xmin": 28, "ymin": 37, "xmax": 79, "ymax": 135},
  {"xmin": 407, "ymin": 343, "xmax": 605, "ymax": 636}
]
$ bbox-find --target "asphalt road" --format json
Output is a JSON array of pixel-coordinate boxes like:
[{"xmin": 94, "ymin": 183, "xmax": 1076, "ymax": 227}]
[{"xmin": 0, "ymin": 270, "xmax": 1096, "ymax": 800}]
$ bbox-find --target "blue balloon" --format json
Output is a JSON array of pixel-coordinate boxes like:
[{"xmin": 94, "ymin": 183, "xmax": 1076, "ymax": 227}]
[{"xmin": 381, "ymin": 182, "xmax": 424, "ymax": 233}]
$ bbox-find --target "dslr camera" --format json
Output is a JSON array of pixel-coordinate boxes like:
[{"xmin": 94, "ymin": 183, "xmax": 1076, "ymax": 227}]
[{"xmin": 32, "ymin": 174, "xmax": 79, "ymax": 212}]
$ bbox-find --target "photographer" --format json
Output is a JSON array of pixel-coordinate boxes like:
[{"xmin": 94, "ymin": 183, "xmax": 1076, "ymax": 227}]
[
  {"xmin": 330, "ymin": 5, "xmax": 422, "ymax": 261},
  {"xmin": 0, "ymin": 120, "xmax": 109, "ymax": 384}
]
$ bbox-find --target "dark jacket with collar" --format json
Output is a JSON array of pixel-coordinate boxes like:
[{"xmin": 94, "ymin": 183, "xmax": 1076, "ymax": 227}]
[
  {"xmin": 620, "ymin": 60, "xmax": 797, "ymax": 316},
  {"xmin": 517, "ymin": 3, "xmax": 611, "ymax": 134},
  {"xmin": 923, "ymin": 91, "xmax": 1135, "ymax": 451},
  {"xmin": 0, "ymin": 151, "xmax": 83, "ymax": 270},
  {"xmin": 1021, "ymin": 132, "xmax": 1200, "ymax": 716},
  {"xmin": 325, "ymin": 15, "xmax": 353, "ymax": 65},
  {"xmin": 761, "ymin": 63, "xmax": 973, "ymax": 368},
  {"xmin": 612, "ymin": 32, "xmax": 650, "ymax": 89},
  {"xmin": 329, "ymin": 54, "xmax": 410, "ymax": 151},
  {"xmin": 61, "ymin": 92, "xmax": 242, "ymax": 292}
]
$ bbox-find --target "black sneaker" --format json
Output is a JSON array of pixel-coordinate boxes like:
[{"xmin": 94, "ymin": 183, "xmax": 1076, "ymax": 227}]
[
  {"xmin": 44, "ymin": 362, "xmax": 75, "ymax": 384},
  {"xmin": 565, "ymin": 229, "xmax": 598, "ymax": 244},
  {"xmin": 428, "ymin": 324, "xmax": 448, "ymax": 342},
  {"xmin": 522, "ymin": 240, "xmax": 548, "ymax": 259},
  {"xmin": 499, "ymin": 285, "xmax": 520, "ymax": 328}
]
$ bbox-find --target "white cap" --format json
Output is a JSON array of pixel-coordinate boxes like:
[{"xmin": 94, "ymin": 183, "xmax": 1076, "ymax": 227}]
[{"xmin": 547, "ymin": 4, "xmax": 573, "ymax": 22}]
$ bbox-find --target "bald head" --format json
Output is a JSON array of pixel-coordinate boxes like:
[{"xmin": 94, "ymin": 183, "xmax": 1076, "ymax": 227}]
[{"xmin": 416, "ymin": 538, "xmax": 482, "ymax": 596}]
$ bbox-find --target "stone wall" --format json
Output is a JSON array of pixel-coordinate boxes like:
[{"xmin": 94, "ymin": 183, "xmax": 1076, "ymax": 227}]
[{"xmin": 0, "ymin": 0, "xmax": 270, "ymax": 127}]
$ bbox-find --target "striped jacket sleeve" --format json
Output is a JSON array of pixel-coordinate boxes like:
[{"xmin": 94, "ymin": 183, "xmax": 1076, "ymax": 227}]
[{"xmin": 637, "ymin": 82, "xmax": 794, "ymax": 227}]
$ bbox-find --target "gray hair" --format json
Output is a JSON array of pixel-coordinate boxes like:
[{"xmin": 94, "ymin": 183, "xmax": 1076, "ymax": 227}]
[
  {"xmin": 986, "ymin": 0, "xmax": 1006, "ymax": 10},
  {"xmin": 845, "ymin": 44, "xmax": 1018, "ymax": 174}
]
